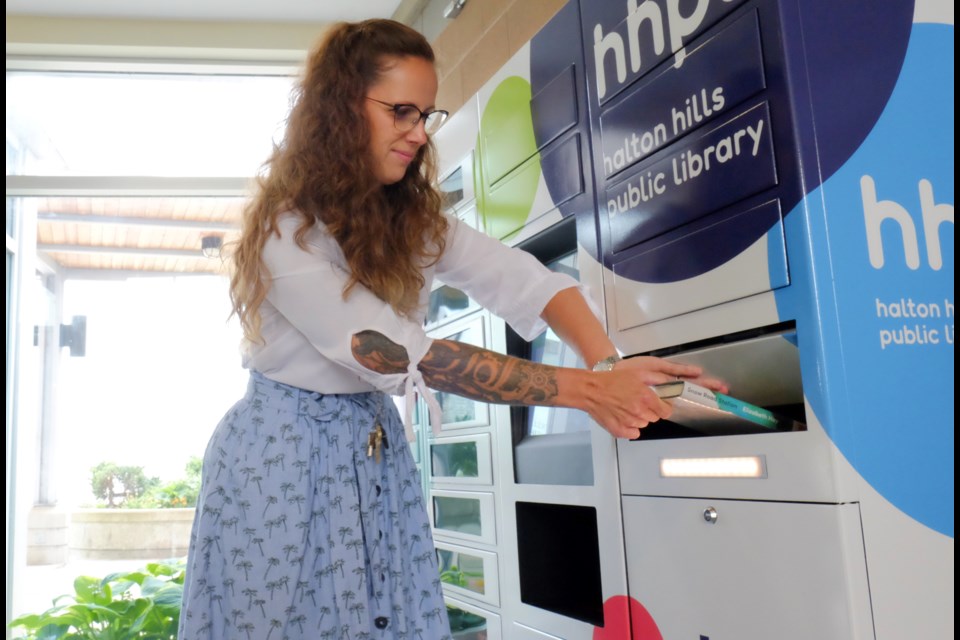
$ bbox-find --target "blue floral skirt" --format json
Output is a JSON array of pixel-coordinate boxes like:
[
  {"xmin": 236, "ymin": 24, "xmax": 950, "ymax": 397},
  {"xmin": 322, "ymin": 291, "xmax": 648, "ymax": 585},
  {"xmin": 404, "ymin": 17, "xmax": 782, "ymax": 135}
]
[{"xmin": 179, "ymin": 371, "xmax": 452, "ymax": 639}]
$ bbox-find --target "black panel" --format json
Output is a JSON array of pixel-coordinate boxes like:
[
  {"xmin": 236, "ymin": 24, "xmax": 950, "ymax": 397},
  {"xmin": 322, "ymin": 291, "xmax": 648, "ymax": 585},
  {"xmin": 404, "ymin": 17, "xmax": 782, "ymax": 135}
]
[{"xmin": 516, "ymin": 501, "xmax": 604, "ymax": 626}]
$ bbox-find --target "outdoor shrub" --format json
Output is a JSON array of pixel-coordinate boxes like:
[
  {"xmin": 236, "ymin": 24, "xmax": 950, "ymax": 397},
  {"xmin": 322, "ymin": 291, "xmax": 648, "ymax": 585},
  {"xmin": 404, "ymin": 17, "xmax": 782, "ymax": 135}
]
[
  {"xmin": 89, "ymin": 462, "xmax": 159, "ymax": 508},
  {"xmin": 90, "ymin": 457, "xmax": 200, "ymax": 509}
]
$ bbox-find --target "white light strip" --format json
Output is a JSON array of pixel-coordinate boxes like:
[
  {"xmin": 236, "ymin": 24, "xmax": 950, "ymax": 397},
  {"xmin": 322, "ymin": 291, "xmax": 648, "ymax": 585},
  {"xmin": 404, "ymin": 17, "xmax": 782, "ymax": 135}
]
[{"xmin": 660, "ymin": 455, "xmax": 766, "ymax": 478}]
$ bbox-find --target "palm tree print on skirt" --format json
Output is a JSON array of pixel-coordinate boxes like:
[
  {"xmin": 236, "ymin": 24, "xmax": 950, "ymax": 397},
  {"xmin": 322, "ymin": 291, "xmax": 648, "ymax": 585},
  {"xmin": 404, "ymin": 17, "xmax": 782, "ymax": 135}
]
[{"xmin": 179, "ymin": 371, "xmax": 452, "ymax": 639}]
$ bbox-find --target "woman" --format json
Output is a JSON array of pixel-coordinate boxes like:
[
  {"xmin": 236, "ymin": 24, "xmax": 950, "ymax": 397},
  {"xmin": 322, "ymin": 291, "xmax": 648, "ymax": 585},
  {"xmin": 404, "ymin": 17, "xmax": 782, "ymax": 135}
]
[{"xmin": 179, "ymin": 18, "xmax": 724, "ymax": 639}]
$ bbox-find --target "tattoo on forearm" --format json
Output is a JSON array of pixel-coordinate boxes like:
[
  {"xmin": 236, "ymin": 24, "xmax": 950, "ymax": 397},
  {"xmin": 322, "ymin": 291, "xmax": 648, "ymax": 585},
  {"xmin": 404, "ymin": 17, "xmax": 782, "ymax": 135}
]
[
  {"xmin": 352, "ymin": 330, "xmax": 410, "ymax": 375},
  {"xmin": 351, "ymin": 331, "xmax": 559, "ymax": 406}
]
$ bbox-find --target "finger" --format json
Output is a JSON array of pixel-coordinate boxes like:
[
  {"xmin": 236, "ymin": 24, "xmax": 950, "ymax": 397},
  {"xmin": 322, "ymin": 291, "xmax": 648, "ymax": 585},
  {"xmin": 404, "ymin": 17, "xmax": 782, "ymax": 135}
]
[
  {"xmin": 655, "ymin": 372, "xmax": 684, "ymax": 385},
  {"xmin": 647, "ymin": 401, "xmax": 671, "ymax": 421},
  {"xmin": 621, "ymin": 423, "xmax": 645, "ymax": 440},
  {"xmin": 607, "ymin": 420, "xmax": 647, "ymax": 440},
  {"xmin": 658, "ymin": 399, "xmax": 674, "ymax": 421},
  {"xmin": 663, "ymin": 363, "xmax": 703, "ymax": 378},
  {"xmin": 635, "ymin": 390, "xmax": 673, "ymax": 420}
]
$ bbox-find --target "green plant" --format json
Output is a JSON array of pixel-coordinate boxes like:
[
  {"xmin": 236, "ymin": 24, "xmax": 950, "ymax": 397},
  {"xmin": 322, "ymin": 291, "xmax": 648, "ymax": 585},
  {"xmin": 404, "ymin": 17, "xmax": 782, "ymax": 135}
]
[
  {"xmin": 8, "ymin": 557, "xmax": 186, "ymax": 639},
  {"xmin": 91, "ymin": 458, "xmax": 201, "ymax": 509},
  {"xmin": 440, "ymin": 564, "xmax": 469, "ymax": 588},
  {"xmin": 446, "ymin": 606, "xmax": 486, "ymax": 633},
  {"xmin": 90, "ymin": 462, "xmax": 159, "ymax": 507}
]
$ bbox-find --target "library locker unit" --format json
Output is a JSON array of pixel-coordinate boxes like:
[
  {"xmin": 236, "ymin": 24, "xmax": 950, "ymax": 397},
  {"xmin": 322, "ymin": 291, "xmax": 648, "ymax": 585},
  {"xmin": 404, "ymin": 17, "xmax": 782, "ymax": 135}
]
[{"xmin": 424, "ymin": 1, "xmax": 953, "ymax": 639}]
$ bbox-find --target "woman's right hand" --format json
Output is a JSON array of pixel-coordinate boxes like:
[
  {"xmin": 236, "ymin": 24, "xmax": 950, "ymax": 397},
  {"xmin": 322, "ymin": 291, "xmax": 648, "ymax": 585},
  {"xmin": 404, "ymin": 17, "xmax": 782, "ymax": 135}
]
[
  {"xmin": 616, "ymin": 356, "xmax": 728, "ymax": 392},
  {"xmin": 557, "ymin": 366, "xmax": 671, "ymax": 440},
  {"xmin": 565, "ymin": 358, "xmax": 726, "ymax": 440}
]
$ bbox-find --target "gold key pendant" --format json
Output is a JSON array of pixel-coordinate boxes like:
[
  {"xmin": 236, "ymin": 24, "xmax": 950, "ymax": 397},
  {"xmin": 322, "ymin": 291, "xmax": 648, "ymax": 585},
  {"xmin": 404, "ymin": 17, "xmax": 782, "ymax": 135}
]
[{"xmin": 367, "ymin": 423, "xmax": 384, "ymax": 463}]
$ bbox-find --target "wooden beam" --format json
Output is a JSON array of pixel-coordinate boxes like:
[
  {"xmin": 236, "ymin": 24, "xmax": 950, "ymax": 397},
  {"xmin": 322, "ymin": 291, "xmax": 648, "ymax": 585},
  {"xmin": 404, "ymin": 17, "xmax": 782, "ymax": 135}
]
[{"xmin": 38, "ymin": 244, "xmax": 211, "ymax": 258}]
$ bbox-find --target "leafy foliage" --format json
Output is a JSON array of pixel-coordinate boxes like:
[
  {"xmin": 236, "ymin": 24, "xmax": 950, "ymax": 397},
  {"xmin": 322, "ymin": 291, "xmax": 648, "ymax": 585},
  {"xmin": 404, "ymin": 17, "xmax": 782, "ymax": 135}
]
[
  {"xmin": 8, "ymin": 558, "xmax": 186, "ymax": 639},
  {"xmin": 89, "ymin": 462, "xmax": 159, "ymax": 507},
  {"xmin": 91, "ymin": 458, "xmax": 201, "ymax": 509},
  {"xmin": 446, "ymin": 605, "xmax": 486, "ymax": 633}
]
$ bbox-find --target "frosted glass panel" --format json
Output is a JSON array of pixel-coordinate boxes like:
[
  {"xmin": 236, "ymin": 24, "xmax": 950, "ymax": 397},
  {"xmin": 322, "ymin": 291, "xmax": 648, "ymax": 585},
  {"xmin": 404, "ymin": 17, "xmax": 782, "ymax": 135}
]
[
  {"xmin": 447, "ymin": 603, "xmax": 489, "ymax": 640},
  {"xmin": 438, "ymin": 548, "xmax": 486, "ymax": 596},
  {"xmin": 432, "ymin": 315, "xmax": 489, "ymax": 430},
  {"xmin": 431, "ymin": 441, "xmax": 479, "ymax": 479},
  {"xmin": 433, "ymin": 496, "xmax": 482, "ymax": 536}
]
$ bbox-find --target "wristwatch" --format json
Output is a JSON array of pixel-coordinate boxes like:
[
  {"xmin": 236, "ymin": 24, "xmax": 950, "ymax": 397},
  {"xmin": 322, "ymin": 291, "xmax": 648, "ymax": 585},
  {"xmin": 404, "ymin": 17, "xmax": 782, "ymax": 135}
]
[{"xmin": 591, "ymin": 354, "xmax": 622, "ymax": 372}]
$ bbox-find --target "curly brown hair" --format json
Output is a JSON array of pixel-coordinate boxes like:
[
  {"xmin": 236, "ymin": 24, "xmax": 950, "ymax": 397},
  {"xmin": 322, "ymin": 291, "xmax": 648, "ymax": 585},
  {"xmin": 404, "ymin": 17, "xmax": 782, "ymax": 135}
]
[{"xmin": 229, "ymin": 19, "xmax": 448, "ymax": 343}]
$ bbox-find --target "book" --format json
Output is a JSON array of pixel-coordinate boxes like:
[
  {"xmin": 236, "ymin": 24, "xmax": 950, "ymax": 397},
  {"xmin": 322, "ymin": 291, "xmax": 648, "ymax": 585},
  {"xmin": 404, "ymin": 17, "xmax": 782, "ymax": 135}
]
[{"xmin": 653, "ymin": 380, "xmax": 804, "ymax": 434}]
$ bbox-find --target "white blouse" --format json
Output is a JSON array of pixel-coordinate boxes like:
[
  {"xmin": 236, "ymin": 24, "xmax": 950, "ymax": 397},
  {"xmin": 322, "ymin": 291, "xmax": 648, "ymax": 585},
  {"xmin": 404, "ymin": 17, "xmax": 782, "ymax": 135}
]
[{"xmin": 243, "ymin": 212, "xmax": 583, "ymax": 440}]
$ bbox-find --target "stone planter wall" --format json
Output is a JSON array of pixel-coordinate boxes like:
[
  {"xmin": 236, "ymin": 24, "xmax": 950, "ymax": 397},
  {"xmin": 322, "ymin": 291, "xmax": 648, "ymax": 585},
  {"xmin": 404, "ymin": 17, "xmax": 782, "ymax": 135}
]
[
  {"xmin": 27, "ymin": 506, "xmax": 70, "ymax": 565},
  {"xmin": 68, "ymin": 508, "xmax": 196, "ymax": 560}
]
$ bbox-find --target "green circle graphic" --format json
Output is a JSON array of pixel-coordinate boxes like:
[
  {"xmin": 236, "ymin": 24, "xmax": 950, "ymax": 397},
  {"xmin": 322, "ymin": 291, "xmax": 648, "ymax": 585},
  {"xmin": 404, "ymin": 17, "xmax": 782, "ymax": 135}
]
[{"xmin": 475, "ymin": 76, "xmax": 541, "ymax": 240}]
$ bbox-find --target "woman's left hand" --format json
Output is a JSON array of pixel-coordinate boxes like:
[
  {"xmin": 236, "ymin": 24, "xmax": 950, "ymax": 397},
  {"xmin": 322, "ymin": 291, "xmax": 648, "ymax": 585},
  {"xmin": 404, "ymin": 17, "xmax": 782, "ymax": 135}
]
[{"xmin": 616, "ymin": 356, "xmax": 729, "ymax": 394}]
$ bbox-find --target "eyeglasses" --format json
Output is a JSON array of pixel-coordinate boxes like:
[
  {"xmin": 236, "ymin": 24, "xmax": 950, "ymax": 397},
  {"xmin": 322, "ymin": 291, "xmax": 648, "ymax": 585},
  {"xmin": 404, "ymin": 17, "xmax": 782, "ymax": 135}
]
[{"xmin": 366, "ymin": 97, "xmax": 449, "ymax": 134}]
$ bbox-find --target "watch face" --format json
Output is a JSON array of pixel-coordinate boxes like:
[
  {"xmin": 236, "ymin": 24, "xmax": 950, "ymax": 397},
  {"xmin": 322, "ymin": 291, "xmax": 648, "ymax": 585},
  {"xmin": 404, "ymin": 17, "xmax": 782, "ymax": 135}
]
[{"xmin": 593, "ymin": 356, "xmax": 619, "ymax": 372}]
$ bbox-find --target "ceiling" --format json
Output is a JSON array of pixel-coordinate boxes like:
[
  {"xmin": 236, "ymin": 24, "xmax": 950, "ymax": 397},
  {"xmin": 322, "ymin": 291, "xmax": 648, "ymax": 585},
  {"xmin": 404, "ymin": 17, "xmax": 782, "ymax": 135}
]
[
  {"xmin": 9, "ymin": 0, "xmax": 423, "ymax": 277},
  {"xmin": 33, "ymin": 195, "xmax": 247, "ymax": 276},
  {"xmin": 5, "ymin": 0, "xmax": 406, "ymax": 23}
]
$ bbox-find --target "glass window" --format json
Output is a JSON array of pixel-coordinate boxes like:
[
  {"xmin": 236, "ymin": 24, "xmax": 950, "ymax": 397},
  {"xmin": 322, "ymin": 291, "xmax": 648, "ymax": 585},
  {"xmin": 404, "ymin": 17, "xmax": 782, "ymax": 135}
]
[
  {"xmin": 7, "ymin": 139, "xmax": 23, "ymax": 234},
  {"xmin": 446, "ymin": 602, "xmax": 489, "ymax": 640},
  {"xmin": 438, "ymin": 392, "xmax": 478, "ymax": 428},
  {"xmin": 6, "ymin": 64, "xmax": 295, "ymax": 621},
  {"xmin": 426, "ymin": 283, "xmax": 478, "ymax": 328},
  {"xmin": 525, "ymin": 252, "xmax": 591, "ymax": 436},
  {"xmin": 428, "ymin": 434, "xmax": 493, "ymax": 486},
  {"xmin": 54, "ymin": 276, "xmax": 247, "ymax": 509},
  {"xmin": 437, "ymin": 548, "xmax": 486, "ymax": 596},
  {"xmin": 433, "ymin": 495, "xmax": 482, "ymax": 536},
  {"xmin": 431, "ymin": 440, "xmax": 479, "ymax": 479},
  {"xmin": 439, "ymin": 166, "xmax": 464, "ymax": 211},
  {"xmin": 6, "ymin": 71, "xmax": 294, "ymax": 177},
  {"xmin": 433, "ymin": 316, "xmax": 489, "ymax": 430}
]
